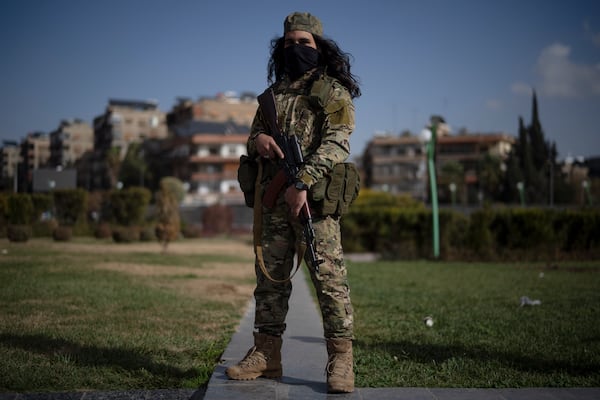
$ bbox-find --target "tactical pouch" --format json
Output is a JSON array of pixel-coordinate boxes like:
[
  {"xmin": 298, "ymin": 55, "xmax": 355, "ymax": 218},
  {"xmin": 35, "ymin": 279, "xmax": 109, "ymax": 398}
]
[
  {"xmin": 237, "ymin": 155, "xmax": 258, "ymax": 208},
  {"xmin": 310, "ymin": 163, "xmax": 360, "ymax": 216}
]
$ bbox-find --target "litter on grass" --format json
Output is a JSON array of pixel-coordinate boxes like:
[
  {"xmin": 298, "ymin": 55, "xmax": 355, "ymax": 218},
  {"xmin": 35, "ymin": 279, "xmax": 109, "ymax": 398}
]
[{"xmin": 520, "ymin": 296, "xmax": 541, "ymax": 306}]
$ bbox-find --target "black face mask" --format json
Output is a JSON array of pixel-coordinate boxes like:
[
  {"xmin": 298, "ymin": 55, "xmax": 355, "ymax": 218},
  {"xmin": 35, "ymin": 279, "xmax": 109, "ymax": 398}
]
[{"xmin": 284, "ymin": 44, "xmax": 319, "ymax": 81}]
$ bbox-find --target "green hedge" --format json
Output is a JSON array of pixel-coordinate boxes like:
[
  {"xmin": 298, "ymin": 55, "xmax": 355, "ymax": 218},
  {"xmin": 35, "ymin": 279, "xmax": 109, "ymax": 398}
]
[
  {"xmin": 53, "ymin": 189, "xmax": 88, "ymax": 227},
  {"xmin": 341, "ymin": 207, "xmax": 600, "ymax": 261},
  {"xmin": 109, "ymin": 187, "xmax": 151, "ymax": 226},
  {"xmin": 7, "ymin": 194, "xmax": 34, "ymax": 225}
]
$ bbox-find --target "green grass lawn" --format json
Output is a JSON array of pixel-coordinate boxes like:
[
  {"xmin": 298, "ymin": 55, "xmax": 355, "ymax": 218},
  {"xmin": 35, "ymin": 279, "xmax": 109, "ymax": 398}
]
[
  {"xmin": 1, "ymin": 237, "xmax": 599, "ymax": 392},
  {"xmin": 348, "ymin": 260, "xmax": 600, "ymax": 387},
  {"xmin": 0, "ymin": 238, "xmax": 255, "ymax": 393}
]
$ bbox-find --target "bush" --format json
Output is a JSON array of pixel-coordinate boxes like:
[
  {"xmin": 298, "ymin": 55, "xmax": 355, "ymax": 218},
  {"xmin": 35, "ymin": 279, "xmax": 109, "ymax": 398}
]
[
  {"xmin": 32, "ymin": 219, "xmax": 59, "ymax": 237},
  {"xmin": 155, "ymin": 185, "xmax": 180, "ymax": 251},
  {"xmin": 181, "ymin": 224, "xmax": 202, "ymax": 238},
  {"xmin": 140, "ymin": 227, "xmax": 156, "ymax": 242},
  {"xmin": 7, "ymin": 225, "xmax": 32, "ymax": 242},
  {"xmin": 342, "ymin": 203, "xmax": 600, "ymax": 261},
  {"xmin": 466, "ymin": 209, "xmax": 495, "ymax": 259},
  {"xmin": 110, "ymin": 187, "xmax": 151, "ymax": 226},
  {"xmin": 53, "ymin": 189, "xmax": 87, "ymax": 226},
  {"xmin": 53, "ymin": 226, "xmax": 73, "ymax": 242},
  {"xmin": 159, "ymin": 177, "xmax": 185, "ymax": 203},
  {"xmin": 87, "ymin": 191, "xmax": 111, "ymax": 224},
  {"xmin": 0, "ymin": 194, "xmax": 7, "ymax": 238},
  {"xmin": 31, "ymin": 193, "xmax": 53, "ymax": 222},
  {"xmin": 555, "ymin": 210, "xmax": 600, "ymax": 253},
  {"xmin": 7, "ymin": 194, "xmax": 34, "ymax": 225},
  {"xmin": 94, "ymin": 222, "xmax": 112, "ymax": 239},
  {"xmin": 112, "ymin": 226, "xmax": 140, "ymax": 243}
]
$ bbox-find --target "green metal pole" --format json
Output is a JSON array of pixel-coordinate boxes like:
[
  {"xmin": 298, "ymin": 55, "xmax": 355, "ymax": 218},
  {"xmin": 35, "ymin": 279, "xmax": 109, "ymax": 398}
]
[{"xmin": 427, "ymin": 120, "xmax": 440, "ymax": 259}]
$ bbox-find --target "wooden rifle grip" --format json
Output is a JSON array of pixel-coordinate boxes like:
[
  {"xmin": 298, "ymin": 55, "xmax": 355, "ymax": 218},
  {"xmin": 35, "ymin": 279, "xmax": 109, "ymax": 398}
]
[{"xmin": 262, "ymin": 170, "xmax": 288, "ymax": 209}]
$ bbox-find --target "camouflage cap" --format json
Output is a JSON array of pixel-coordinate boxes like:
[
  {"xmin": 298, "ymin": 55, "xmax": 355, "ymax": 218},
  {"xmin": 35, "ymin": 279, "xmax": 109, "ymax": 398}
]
[{"xmin": 284, "ymin": 12, "xmax": 323, "ymax": 37}]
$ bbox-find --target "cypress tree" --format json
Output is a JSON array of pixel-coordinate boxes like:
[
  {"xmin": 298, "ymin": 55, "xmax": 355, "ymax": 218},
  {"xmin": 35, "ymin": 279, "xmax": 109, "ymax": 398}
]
[
  {"xmin": 527, "ymin": 90, "xmax": 550, "ymax": 203},
  {"xmin": 502, "ymin": 91, "xmax": 552, "ymax": 204}
]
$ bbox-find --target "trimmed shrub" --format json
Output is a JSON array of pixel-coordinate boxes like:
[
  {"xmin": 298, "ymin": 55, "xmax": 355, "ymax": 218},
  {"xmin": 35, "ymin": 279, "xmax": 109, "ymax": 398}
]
[
  {"xmin": 31, "ymin": 193, "xmax": 53, "ymax": 221},
  {"xmin": 342, "ymin": 202, "xmax": 600, "ymax": 261},
  {"xmin": 94, "ymin": 222, "xmax": 112, "ymax": 239},
  {"xmin": 53, "ymin": 226, "xmax": 73, "ymax": 242},
  {"xmin": 181, "ymin": 224, "xmax": 202, "ymax": 238},
  {"xmin": 140, "ymin": 227, "xmax": 156, "ymax": 242},
  {"xmin": 110, "ymin": 187, "xmax": 151, "ymax": 226},
  {"xmin": 53, "ymin": 189, "xmax": 87, "ymax": 226},
  {"xmin": 466, "ymin": 209, "xmax": 495, "ymax": 260},
  {"xmin": 7, "ymin": 194, "xmax": 34, "ymax": 225},
  {"xmin": 7, "ymin": 225, "xmax": 32, "ymax": 242},
  {"xmin": 0, "ymin": 194, "xmax": 7, "ymax": 238},
  {"xmin": 112, "ymin": 226, "xmax": 140, "ymax": 243},
  {"xmin": 155, "ymin": 183, "xmax": 180, "ymax": 251},
  {"xmin": 32, "ymin": 219, "xmax": 59, "ymax": 237}
]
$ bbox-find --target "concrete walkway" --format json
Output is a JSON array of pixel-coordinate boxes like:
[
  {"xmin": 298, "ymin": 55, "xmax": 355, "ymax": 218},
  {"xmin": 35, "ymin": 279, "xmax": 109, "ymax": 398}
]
[
  {"xmin": 2, "ymin": 267, "xmax": 599, "ymax": 400},
  {"xmin": 202, "ymin": 267, "xmax": 600, "ymax": 400}
]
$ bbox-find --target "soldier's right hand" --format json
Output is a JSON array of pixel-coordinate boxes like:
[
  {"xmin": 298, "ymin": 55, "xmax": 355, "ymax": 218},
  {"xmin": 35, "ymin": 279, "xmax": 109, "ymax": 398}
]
[{"xmin": 256, "ymin": 133, "xmax": 284, "ymax": 160}]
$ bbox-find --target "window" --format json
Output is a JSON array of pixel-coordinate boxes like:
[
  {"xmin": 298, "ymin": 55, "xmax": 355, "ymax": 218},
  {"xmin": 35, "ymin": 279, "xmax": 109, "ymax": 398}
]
[{"xmin": 110, "ymin": 113, "xmax": 122, "ymax": 124}]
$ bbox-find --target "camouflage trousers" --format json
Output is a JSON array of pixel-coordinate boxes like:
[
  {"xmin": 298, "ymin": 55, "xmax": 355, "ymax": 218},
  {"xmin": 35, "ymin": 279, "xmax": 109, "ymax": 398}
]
[{"xmin": 253, "ymin": 204, "xmax": 354, "ymax": 339}]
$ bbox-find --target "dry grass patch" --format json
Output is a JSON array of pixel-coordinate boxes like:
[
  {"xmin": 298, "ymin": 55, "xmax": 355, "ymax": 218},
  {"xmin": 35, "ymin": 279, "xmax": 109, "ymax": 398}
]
[
  {"xmin": 32, "ymin": 237, "xmax": 255, "ymax": 256},
  {"xmin": 92, "ymin": 260, "xmax": 255, "ymax": 305}
]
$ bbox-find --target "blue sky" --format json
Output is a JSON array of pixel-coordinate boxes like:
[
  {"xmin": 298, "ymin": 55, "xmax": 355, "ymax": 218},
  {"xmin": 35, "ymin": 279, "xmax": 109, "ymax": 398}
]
[{"xmin": 1, "ymin": 0, "xmax": 599, "ymax": 160}]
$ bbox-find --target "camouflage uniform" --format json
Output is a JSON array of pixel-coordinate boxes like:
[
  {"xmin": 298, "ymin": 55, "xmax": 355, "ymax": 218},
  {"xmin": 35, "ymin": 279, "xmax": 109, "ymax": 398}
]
[{"xmin": 247, "ymin": 69, "xmax": 355, "ymax": 339}]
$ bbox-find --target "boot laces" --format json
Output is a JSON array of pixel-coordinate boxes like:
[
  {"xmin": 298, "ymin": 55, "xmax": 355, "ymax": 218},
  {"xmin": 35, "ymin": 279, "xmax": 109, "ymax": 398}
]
[
  {"xmin": 325, "ymin": 353, "xmax": 352, "ymax": 377},
  {"xmin": 239, "ymin": 346, "xmax": 266, "ymax": 367}
]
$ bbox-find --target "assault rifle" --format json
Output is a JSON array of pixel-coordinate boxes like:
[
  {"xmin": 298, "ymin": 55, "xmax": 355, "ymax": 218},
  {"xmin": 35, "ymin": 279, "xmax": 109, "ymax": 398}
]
[{"xmin": 257, "ymin": 88, "xmax": 324, "ymax": 273}]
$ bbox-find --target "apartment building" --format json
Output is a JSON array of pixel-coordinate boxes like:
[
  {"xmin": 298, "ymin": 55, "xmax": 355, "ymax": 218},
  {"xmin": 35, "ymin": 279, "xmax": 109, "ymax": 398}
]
[
  {"xmin": 19, "ymin": 132, "xmax": 50, "ymax": 192},
  {"xmin": 90, "ymin": 99, "xmax": 168, "ymax": 190},
  {"xmin": 362, "ymin": 134, "xmax": 427, "ymax": 199},
  {"xmin": 362, "ymin": 132, "xmax": 515, "ymax": 203},
  {"xmin": 94, "ymin": 99, "xmax": 168, "ymax": 157},
  {"xmin": 166, "ymin": 94, "xmax": 257, "ymax": 205},
  {"xmin": 168, "ymin": 92, "xmax": 257, "ymax": 132},
  {"xmin": 48, "ymin": 119, "xmax": 94, "ymax": 168}
]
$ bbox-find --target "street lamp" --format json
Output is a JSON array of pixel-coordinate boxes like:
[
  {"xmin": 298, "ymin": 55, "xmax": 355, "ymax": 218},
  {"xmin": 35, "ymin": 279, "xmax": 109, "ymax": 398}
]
[
  {"xmin": 449, "ymin": 182, "xmax": 457, "ymax": 206},
  {"xmin": 516, "ymin": 181, "xmax": 525, "ymax": 206},
  {"xmin": 424, "ymin": 115, "xmax": 444, "ymax": 259},
  {"xmin": 582, "ymin": 180, "xmax": 592, "ymax": 206}
]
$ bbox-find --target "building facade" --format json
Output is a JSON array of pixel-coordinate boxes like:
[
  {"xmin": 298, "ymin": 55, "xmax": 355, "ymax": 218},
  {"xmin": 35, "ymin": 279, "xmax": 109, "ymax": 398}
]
[
  {"xmin": 49, "ymin": 119, "xmax": 94, "ymax": 168},
  {"xmin": 0, "ymin": 141, "xmax": 20, "ymax": 191},
  {"xmin": 18, "ymin": 132, "xmax": 50, "ymax": 192},
  {"xmin": 90, "ymin": 99, "xmax": 168, "ymax": 190},
  {"xmin": 362, "ymin": 132, "xmax": 515, "ymax": 204},
  {"xmin": 165, "ymin": 94, "xmax": 258, "ymax": 205},
  {"xmin": 362, "ymin": 134, "xmax": 427, "ymax": 199}
]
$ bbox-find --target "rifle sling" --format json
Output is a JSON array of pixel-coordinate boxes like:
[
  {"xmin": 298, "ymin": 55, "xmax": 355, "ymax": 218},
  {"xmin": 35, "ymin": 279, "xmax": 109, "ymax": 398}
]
[{"xmin": 253, "ymin": 159, "xmax": 305, "ymax": 284}]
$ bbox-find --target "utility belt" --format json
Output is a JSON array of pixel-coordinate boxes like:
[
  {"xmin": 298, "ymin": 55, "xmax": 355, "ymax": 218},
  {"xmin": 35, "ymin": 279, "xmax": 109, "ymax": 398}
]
[{"xmin": 237, "ymin": 156, "xmax": 360, "ymax": 217}]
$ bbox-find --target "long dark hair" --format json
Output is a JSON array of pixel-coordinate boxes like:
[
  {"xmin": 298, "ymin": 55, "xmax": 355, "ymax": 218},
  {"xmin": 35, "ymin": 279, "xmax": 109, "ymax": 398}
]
[{"xmin": 267, "ymin": 35, "xmax": 361, "ymax": 99}]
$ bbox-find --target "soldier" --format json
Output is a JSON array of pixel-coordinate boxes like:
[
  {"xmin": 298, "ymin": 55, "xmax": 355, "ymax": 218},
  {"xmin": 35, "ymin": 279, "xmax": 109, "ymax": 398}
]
[{"xmin": 226, "ymin": 11, "xmax": 361, "ymax": 394}]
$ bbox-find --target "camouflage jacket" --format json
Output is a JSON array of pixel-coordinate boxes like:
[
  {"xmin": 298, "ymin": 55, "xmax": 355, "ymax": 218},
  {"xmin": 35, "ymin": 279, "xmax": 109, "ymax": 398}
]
[{"xmin": 247, "ymin": 69, "xmax": 355, "ymax": 188}]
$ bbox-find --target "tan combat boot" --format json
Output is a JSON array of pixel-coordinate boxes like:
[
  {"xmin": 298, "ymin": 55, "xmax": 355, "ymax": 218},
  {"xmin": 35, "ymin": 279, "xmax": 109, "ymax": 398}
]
[
  {"xmin": 225, "ymin": 332, "xmax": 282, "ymax": 380},
  {"xmin": 326, "ymin": 338, "xmax": 354, "ymax": 393}
]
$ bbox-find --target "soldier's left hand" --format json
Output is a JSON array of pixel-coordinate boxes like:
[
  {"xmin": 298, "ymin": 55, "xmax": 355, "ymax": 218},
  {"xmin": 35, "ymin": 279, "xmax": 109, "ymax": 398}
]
[{"xmin": 284, "ymin": 186, "xmax": 308, "ymax": 217}]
